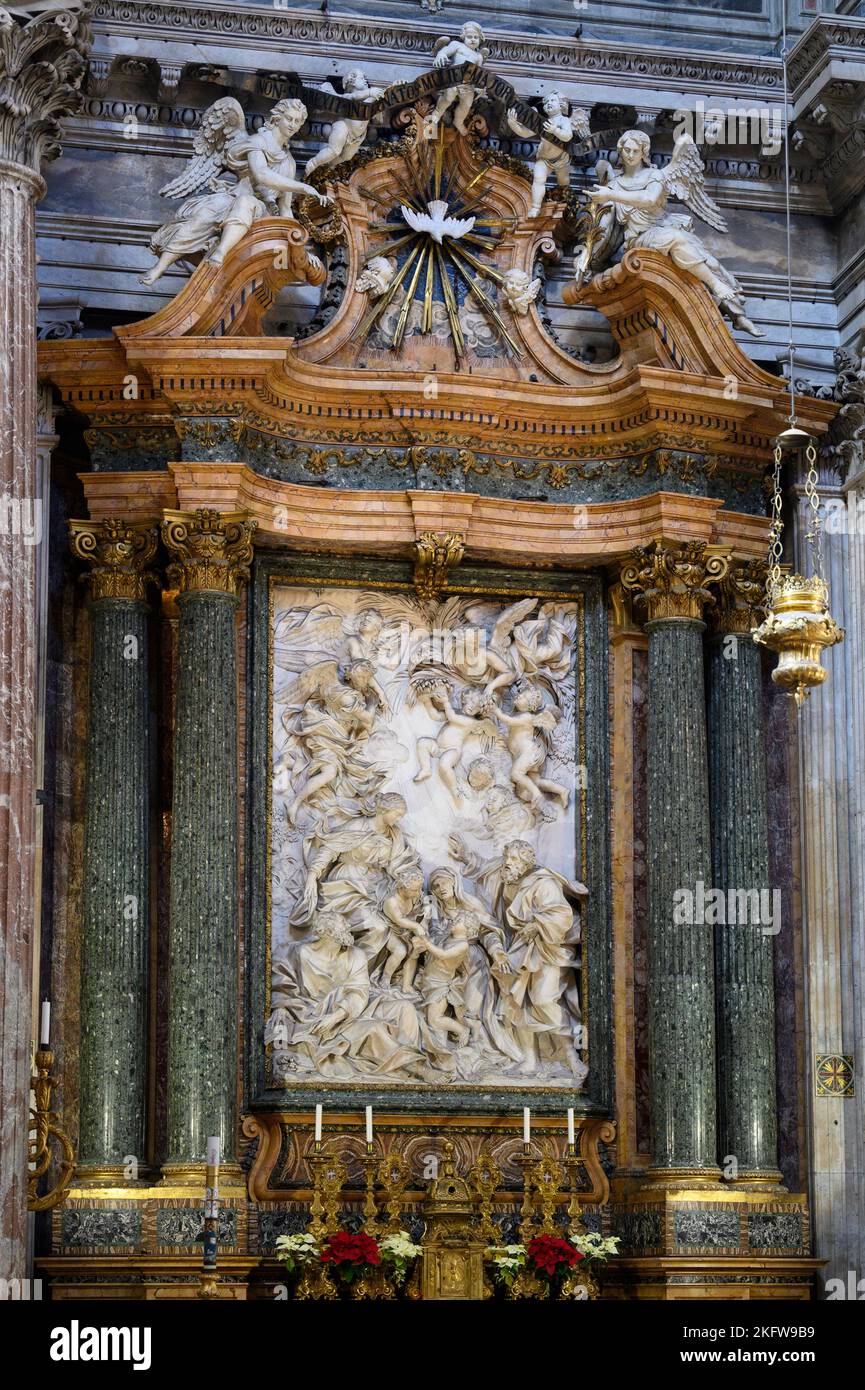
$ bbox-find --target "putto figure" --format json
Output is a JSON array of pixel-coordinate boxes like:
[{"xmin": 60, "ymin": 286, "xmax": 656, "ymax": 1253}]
[
  {"xmin": 305, "ymin": 68, "xmax": 390, "ymax": 178},
  {"xmin": 586, "ymin": 130, "xmax": 765, "ymax": 337},
  {"xmin": 502, "ymin": 267, "xmax": 542, "ymax": 316},
  {"xmin": 429, "ymin": 22, "xmax": 487, "ymax": 136},
  {"xmin": 506, "ymin": 94, "xmax": 590, "ymax": 218},
  {"xmin": 141, "ymin": 97, "xmax": 329, "ymax": 285},
  {"xmin": 355, "ymin": 255, "xmax": 398, "ymax": 298}
]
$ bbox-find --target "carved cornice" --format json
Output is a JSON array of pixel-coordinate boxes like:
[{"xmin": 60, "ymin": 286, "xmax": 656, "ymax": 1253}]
[
  {"xmin": 0, "ymin": 6, "xmax": 91, "ymax": 172},
  {"xmin": 413, "ymin": 532, "xmax": 465, "ymax": 602},
  {"xmin": 88, "ymin": 3, "xmax": 784, "ymax": 98},
  {"xmin": 789, "ymin": 16, "xmax": 865, "ymax": 96},
  {"xmin": 161, "ymin": 507, "xmax": 255, "ymax": 596},
  {"xmin": 68, "ymin": 516, "xmax": 158, "ymax": 601},
  {"xmin": 709, "ymin": 558, "xmax": 769, "ymax": 636},
  {"xmin": 620, "ymin": 539, "xmax": 732, "ymax": 624}
]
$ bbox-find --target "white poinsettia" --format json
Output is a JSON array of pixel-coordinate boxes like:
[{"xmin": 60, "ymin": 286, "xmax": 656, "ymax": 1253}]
[
  {"xmin": 571, "ymin": 1231, "xmax": 621, "ymax": 1261},
  {"xmin": 485, "ymin": 1244, "xmax": 527, "ymax": 1282},
  {"xmin": 379, "ymin": 1230, "xmax": 423, "ymax": 1284},
  {"xmin": 275, "ymin": 1231, "xmax": 321, "ymax": 1271}
]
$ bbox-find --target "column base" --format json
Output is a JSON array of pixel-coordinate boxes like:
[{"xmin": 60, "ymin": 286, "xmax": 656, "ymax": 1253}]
[
  {"xmin": 159, "ymin": 1161, "xmax": 247, "ymax": 1192},
  {"xmin": 74, "ymin": 1163, "xmax": 156, "ymax": 1188},
  {"xmin": 611, "ymin": 1186, "xmax": 812, "ymax": 1269},
  {"xmin": 602, "ymin": 1255, "xmax": 823, "ymax": 1300},
  {"xmin": 641, "ymin": 1167, "xmax": 724, "ymax": 1191}
]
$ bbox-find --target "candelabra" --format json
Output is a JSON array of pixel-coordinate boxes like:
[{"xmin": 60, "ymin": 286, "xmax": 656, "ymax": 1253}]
[{"xmin": 27, "ymin": 1048, "xmax": 75, "ymax": 1212}]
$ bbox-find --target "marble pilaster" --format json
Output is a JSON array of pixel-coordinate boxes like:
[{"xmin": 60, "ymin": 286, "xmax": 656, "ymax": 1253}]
[
  {"xmin": 0, "ymin": 7, "xmax": 89, "ymax": 1279},
  {"xmin": 621, "ymin": 540, "xmax": 730, "ymax": 1182},
  {"xmin": 791, "ymin": 455, "xmax": 864, "ymax": 1287},
  {"xmin": 707, "ymin": 561, "xmax": 781, "ymax": 1185},
  {"xmin": 69, "ymin": 519, "xmax": 158, "ymax": 1177},
  {"xmin": 161, "ymin": 509, "xmax": 255, "ymax": 1179}
]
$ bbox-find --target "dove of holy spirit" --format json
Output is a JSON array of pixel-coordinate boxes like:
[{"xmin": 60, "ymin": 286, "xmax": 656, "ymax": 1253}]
[{"xmin": 401, "ymin": 199, "xmax": 476, "ymax": 246}]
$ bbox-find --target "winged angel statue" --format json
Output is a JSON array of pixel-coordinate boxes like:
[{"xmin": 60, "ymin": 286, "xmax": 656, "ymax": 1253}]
[
  {"xmin": 141, "ymin": 97, "xmax": 329, "ymax": 285},
  {"xmin": 579, "ymin": 130, "xmax": 764, "ymax": 338}
]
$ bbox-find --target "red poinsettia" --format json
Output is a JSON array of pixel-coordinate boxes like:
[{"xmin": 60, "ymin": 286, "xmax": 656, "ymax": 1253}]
[
  {"xmin": 321, "ymin": 1230, "xmax": 381, "ymax": 1271},
  {"xmin": 527, "ymin": 1234, "xmax": 585, "ymax": 1280}
]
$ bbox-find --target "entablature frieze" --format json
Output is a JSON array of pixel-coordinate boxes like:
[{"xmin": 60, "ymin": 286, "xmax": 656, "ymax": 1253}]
[{"xmin": 76, "ymin": 466, "xmax": 771, "ymax": 572}]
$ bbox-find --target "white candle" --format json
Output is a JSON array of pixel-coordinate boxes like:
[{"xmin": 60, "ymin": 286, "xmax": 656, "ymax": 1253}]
[
  {"xmin": 523, "ymin": 1107, "xmax": 531, "ymax": 1145},
  {"xmin": 40, "ymin": 1000, "xmax": 51, "ymax": 1047},
  {"xmin": 206, "ymin": 1135, "xmax": 220, "ymax": 1167},
  {"xmin": 365, "ymin": 1105, "xmax": 373, "ymax": 1144},
  {"xmin": 567, "ymin": 1108, "xmax": 575, "ymax": 1147},
  {"xmin": 314, "ymin": 1104, "xmax": 323, "ymax": 1143}
]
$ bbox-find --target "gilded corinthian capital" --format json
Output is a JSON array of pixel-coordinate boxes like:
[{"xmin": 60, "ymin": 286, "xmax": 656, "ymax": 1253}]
[
  {"xmin": 69, "ymin": 518, "xmax": 158, "ymax": 602},
  {"xmin": 162, "ymin": 509, "xmax": 256, "ymax": 596},
  {"xmin": 0, "ymin": 8, "xmax": 92, "ymax": 172},
  {"xmin": 620, "ymin": 539, "xmax": 731, "ymax": 624},
  {"xmin": 710, "ymin": 558, "xmax": 768, "ymax": 635}
]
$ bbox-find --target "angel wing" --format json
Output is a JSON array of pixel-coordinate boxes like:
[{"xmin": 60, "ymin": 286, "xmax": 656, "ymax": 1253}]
[
  {"xmin": 490, "ymin": 598, "xmax": 538, "ymax": 651},
  {"xmin": 275, "ymin": 660, "xmax": 340, "ymax": 709},
  {"xmin": 157, "ymin": 97, "xmax": 246, "ymax": 201},
  {"xmin": 662, "ymin": 134, "xmax": 727, "ymax": 233}
]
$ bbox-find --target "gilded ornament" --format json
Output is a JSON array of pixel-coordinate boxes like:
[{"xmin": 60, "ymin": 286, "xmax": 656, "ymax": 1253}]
[
  {"xmin": 161, "ymin": 508, "xmax": 256, "ymax": 596},
  {"xmin": 413, "ymin": 531, "xmax": 465, "ymax": 600},
  {"xmin": 621, "ymin": 539, "xmax": 731, "ymax": 624},
  {"xmin": 68, "ymin": 518, "xmax": 158, "ymax": 602}
]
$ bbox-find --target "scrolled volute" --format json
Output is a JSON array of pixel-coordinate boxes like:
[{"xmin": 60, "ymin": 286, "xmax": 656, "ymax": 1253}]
[
  {"xmin": 68, "ymin": 517, "xmax": 158, "ymax": 602},
  {"xmin": 620, "ymin": 538, "xmax": 731, "ymax": 624},
  {"xmin": 161, "ymin": 507, "xmax": 256, "ymax": 595}
]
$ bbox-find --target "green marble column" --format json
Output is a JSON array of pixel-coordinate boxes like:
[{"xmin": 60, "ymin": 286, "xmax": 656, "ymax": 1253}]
[
  {"xmin": 69, "ymin": 520, "xmax": 158, "ymax": 1178},
  {"xmin": 708, "ymin": 563, "xmax": 781, "ymax": 1185},
  {"xmin": 623, "ymin": 541, "xmax": 730, "ymax": 1181},
  {"xmin": 162, "ymin": 509, "xmax": 255, "ymax": 1178}
]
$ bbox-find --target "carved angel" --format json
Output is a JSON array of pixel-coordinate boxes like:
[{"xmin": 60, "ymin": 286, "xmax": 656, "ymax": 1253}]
[
  {"xmin": 141, "ymin": 97, "xmax": 329, "ymax": 285},
  {"xmin": 429, "ymin": 22, "xmax": 488, "ymax": 136},
  {"xmin": 583, "ymin": 130, "xmax": 764, "ymax": 337},
  {"xmin": 356, "ymin": 255, "xmax": 398, "ymax": 298},
  {"xmin": 502, "ymin": 267, "xmax": 542, "ymax": 316},
  {"xmin": 506, "ymin": 93, "xmax": 590, "ymax": 218},
  {"xmin": 305, "ymin": 68, "xmax": 389, "ymax": 178}
]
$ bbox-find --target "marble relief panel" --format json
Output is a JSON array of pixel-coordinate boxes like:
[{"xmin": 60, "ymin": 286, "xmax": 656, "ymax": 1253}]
[{"xmin": 266, "ymin": 586, "xmax": 586, "ymax": 1092}]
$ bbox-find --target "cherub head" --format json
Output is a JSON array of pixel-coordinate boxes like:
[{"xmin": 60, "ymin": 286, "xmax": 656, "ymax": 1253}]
[
  {"xmin": 343, "ymin": 68, "xmax": 369, "ymax": 95},
  {"xmin": 375, "ymin": 792, "xmax": 407, "ymax": 827},
  {"xmin": 617, "ymin": 129, "xmax": 651, "ymax": 172},
  {"xmin": 270, "ymin": 98, "xmax": 308, "ymax": 141},
  {"xmin": 396, "ymin": 867, "xmax": 424, "ymax": 899},
  {"xmin": 313, "ymin": 910, "xmax": 354, "ymax": 950},
  {"xmin": 502, "ymin": 267, "xmax": 542, "ymax": 316},
  {"xmin": 467, "ymin": 757, "xmax": 495, "ymax": 793},
  {"xmin": 542, "ymin": 92, "xmax": 570, "ymax": 117},
  {"xmin": 459, "ymin": 687, "xmax": 486, "ymax": 716},
  {"xmin": 502, "ymin": 840, "xmax": 537, "ymax": 883},
  {"xmin": 356, "ymin": 257, "xmax": 397, "ymax": 298},
  {"xmin": 356, "ymin": 608, "xmax": 384, "ymax": 639},
  {"xmin": 461, "ymin": 21, "xmax": 484, "ymax": 49},
  {"xmin": 513, "ymin": 684, "xmax": 545, "ymax": 713}
]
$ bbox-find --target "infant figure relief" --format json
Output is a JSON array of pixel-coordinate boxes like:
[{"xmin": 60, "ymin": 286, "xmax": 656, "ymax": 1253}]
[{"xmin": 267, "ymin": 586, "xmax": 586, "ymax": 1090}]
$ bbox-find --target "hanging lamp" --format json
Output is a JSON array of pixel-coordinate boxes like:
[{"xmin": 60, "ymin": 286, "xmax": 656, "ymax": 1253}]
[{"xmin": 751, "ymin": 13, "xmax": 843, "ymax": 707}]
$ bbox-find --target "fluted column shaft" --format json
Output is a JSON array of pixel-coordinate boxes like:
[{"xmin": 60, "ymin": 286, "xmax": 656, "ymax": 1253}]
[
  {"xmin": 162, "ymin": 510, "xmax": 254, "ymax": 1173},
  {"xmin": 0, "ymin": 157, "xmax": 43, "ymax": 1281},
  {"xmin": 70, "ymin": 521, "xmax": 157, "ymax": 1175},
  {"xmin": 707, "ymin": 565, "xmax": 780, "ymax": 1180},
  {"xmin": 623, "ymin": 541, "xmax": 731, "ymax": 1178},
  {"xmin": 0, "ymin": 5, "xmax": 90, "ymax": 1278}
]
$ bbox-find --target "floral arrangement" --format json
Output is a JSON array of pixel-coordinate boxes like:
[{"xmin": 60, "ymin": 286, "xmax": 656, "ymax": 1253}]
[
  {"xmin": 276, "ymin": 1226, "xmax": 422, "ymax": 1296},
  {"xmin": 275, "ymin": 1231, "xmax": 321, "ymax": 1275},
  {"xmin": 379, "ymin": 1230, "xmax": 423, "ymax": 1286},
  {"xmin": 487, "ymin": 1229, "xmax": 619, "ymax": 1298},
  {"xmin": 321, "ymin": 1229, "xmax": 382, "ymax": 1285}
]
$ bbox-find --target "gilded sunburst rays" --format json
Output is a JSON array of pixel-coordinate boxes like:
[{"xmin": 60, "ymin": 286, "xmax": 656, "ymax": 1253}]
[{"xmin": 354, "ymin": 132, "xmax": 518, "ymax": 361}]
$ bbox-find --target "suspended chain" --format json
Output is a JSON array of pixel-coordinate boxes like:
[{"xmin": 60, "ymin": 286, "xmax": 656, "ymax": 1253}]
[
  {"xmin": 803, "ymin": 440, "xmax": 824, "ymax": 581},
  {"xmin": 767, "ymin": 442, "xmax": 784, "ymax": 598}
]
